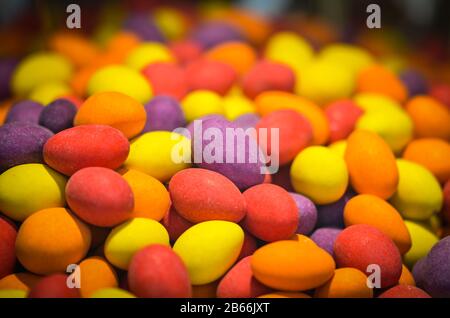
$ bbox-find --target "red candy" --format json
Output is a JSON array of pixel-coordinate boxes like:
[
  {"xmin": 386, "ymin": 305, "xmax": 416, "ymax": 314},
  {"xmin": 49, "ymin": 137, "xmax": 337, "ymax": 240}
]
[
  {"xmin": 242, "ymin": 184, "xmax": 298, "ymax": 242},
  {"xmin": 256, "ymin": 109, "xmax": 313, "ymax": 165},
  {"xmin": 28, "ymin": 274, "xmax": 80, "ymax": 298},
  {"xmin": 237, "ymin": 231, "xmax": 258, "ymax": 261},
  {"xmin": 44, "ymin": 125, "xmax": 129, "ymax": 176},
  {"xmin": 325, "ymin": 100, "xmax": 364, "ymax": 142},
  {"xmin": 0, "ymin": 216, "xmax": 17, "ymax": 279},
  {"xmin": 184, "ymin": 59, "xmax": 236, "ymax": 95},
  {"xmin": 169, "ymin": 168, "xmax": 246, "ymax": 223},
  {"xmin": 443, "ymin": 180, "xmax": 450, "ymax": 222},
  {"xmin": 66, "ymin": 167, "xmax": 134, "ymax": 227},
  {"xmin": 162, "ymin": 207, "xmax": 193, "ymax": 242},
  {"xmin": 217, "ymin": 256, "xmax": 272, "ymax": 298},
  {"xmin": 378, "ymin": 285, "xmax": 431, "ymax": 298},
  {"xmin": 242, "ymin": 61, "xmax": 296, "ymax": 99},
  {"xmin": 128, "ymin": 245, "xmax": 192, "ymax": 298},
  {"xmin": 169, "ymin": 40, "xmax": 203, "ymax": 65},
  {"xmin": 141, "ymin": 62, "xmax": 188, "ymax": 100},
  {"xmin": 334, "ymin": 224, "xmax": 402, "ymax": 288}
]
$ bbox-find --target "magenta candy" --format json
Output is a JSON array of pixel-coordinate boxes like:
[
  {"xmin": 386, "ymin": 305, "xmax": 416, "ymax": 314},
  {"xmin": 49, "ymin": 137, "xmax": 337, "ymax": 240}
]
[{"xmin": 5, "ymin": 100, "xmax": 43, "ymax": 124}]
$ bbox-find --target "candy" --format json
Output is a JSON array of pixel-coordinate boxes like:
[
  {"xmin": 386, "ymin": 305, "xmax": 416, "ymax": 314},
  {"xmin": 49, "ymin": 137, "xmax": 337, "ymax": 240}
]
[
  {"xmin": 399, "ymin": 264, "xmax": 416, "ymax": 286},
  {"xmin": 390, "ymin": 159, "xmax": 443, "ymax": 220},
  {"xmin": 0, "ymin": 216, "xmax": 16, "ymax": 279},
  {"xmin": 5, "ymin": 100, "xmax": 43, "ymax": 124},
  {"xmin": 66, "ymin": 167, "xmax": 134, "ymax": 227},
  {"xmin": 217, "ymin": 256, "xmax": 272, "ymax": 298},
  {"xmin": 79, "ymin": 256, "xmax": 118, "ymax": 298},
  {"xmin": 49, "ymin": 32, "xmax": 100, "ymax": 68},
  {"xmin": 169, "ymin": 168, "xmax": 246, "ymax": 223},
  {"xmin": 378, "ymin": 285, "xmax": 430, "ymax": 298},
  {"xmin": 325, "ymin": 100, "xmax": 364, "ymax": 143},
  {"xmin": 38, "ymin": 98, "xmax": 77, "ymax": 133},
  {"xmin": 259, "ymin": 292, "xmax": 311, "ymax": 298},
  {"xmin": 122, "ymin": 169, "xmax": 170, "ymax": 221},
  {"xmin": 141, "ymin": 63, "xmax": 188, "ymax": 100},
  {"xmin": 181, "ymin": 90, "xmax": 224, "ymax": 122},
  {"xmin": 251, "ymin": 240, "xmax": 335, "ymax": 291},
  {"xmin": 405, "ymin": 96, "xmax": 450, "ymax": 140},
  {"xmin": 233, "ymin": 113, "xmax": 260, "ymax": 130},
  {"xmin": 28, "ymin": 274, "xmax": 80, "ymax": 298},
  {"xmin": 29, "ymin": 81, "xmax": 71, "ymax": 105},
  {"xmin": 11, "ymin": 52, "xmax": 72, "ymax": 97},
  {"xmin": 87, "ymin": 65, "xmax": 152, "ymax": 104},
  {"xmin": 104, "ymin": 218, "xmax": 170, "ymax": 270},
  {"xmin": 44, "ymin": 125, "xmax": 129, "ymax": 176},
  {"xmin": 185, "ymin": 59, "xmax": 236, "ymax": 95},
  {"xmin": 0, "ymin": 273, "xmax": 40, "ymax": 292},
  {"xmin": 15, "ymin": 208, "xmax": 91, "ymax": 275},
  {"xmin": 290, "ymin": 146, "xmax": 349, "ymax": 204},
  {"xmin": 0, "ymin": 163, "xmax": 66, "ymax": 221},
  {"xmin": 191, "ymin": 22, "xmax": 243, "ymax": 49},
  {"xmin": 125, "ymin": 42, "xmax": 174, "ymax": 70},
  {"xmin": 345, "ymin": 130, "xmax": 399, "ymax": 199},
  {"xmin": 128, "ymin": 245, "xmax": 191, "ymax": 298},
  {"xmin": 318, "ymin": 44, "xmax": 374, "ymax": 76},
  {"xmin": 237, "ymin": 231, "xmax": 258, "ymax": 260},
  {"xmin": 125, "ymin": 131, "xmax": 191, "ymax": 182},
  {"xmin": 344, "ymin": 194, "xmax": 411, "ymax": 254},
  {"xmin": 0, "ymin": 289, "xmax": 27, "ymax": 298},
  {"xmin": 90, "ymin": 288, "xmax": 135, "ymax": 298},
  {"xmin": 403, "ymin": 221, "xmax": 439, "ymax": 267},
  {"xmin": 403, "ymin": 138, "xmax": 450, "ymax": 184},
  {"xmin": 124, "ymin": 13, "xmax": 164, "ymax": 42},
  {"xmin": 255, "ymin": 91, "xmax": 329, "ymax": 145},
  {"xmin": 173, "ymin": 221, "xmax": 244, "ymax": 285},
  {"xmin": 310, "ymin": 228, "xmax": 342, "ymax": 257},
  {"xmin": 205, "ymin": 41, "xmax": 257, "ymax": 75},
  {"xmin": 334, "ymin": 224, "xmax": 402, "ymax": 288},
  {"xmin": 256, "ymin": 110, "xmax": 313, "ymax": 165},
  {"xmin": 289, "ymin": 193, "xmax": 317, "ymax": 235},
  {"xmin": 399, "ymin": 69, "xmax": 428, "ymax": 97},
  {"xmin": 444, "ymin": 180, "xmax": 450, "ymax": 222},
  {"xmin": 169, "ymin": 40, "xmax": 203, "ymax": 65},
  {"xmin": 0, "ymin": 122, "xmax": 53, "ymax": 172},
  {"xmin": 242, "ymin": 61, "xmax": 296, "ymax": 99},
  {"xmin": 314, "ymin": 268, "xmax": 373, "ymax": 298},
  {"xmin": 242, "ymin": 184, "xmax": 298, "ymax": 242},
  {"xmin": 316, "ymin": 188, "xmax": 356, "ymax": 228},
  {"xmin": 223, "ymin": 95, "xmax": 256, "ymax": 121},
  {"xmin": 162, "ymin": 208, "xmax": 194, "ymax": 242},
  {"xmin": 142, "ymin": 95, "xmax": 185, "ymax": 132}
]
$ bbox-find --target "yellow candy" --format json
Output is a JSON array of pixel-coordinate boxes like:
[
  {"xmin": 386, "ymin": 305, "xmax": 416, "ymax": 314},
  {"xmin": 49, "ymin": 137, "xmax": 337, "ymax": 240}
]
[
  {"xmin": 104, "ymin": 218, "xmax": 170, "ymax": 270},
  {"xmin": 290, "ymin": 146, "xmax": 349, "ymax": 204},
  {"xmin": 87, "ymin": 64, "xmax": 152, "ymax": 103},
  {"xmin": 153, "ymin": 7, "xmax": 187, "ymax": 40},
  {"xmin": 181, "ymin": 90, "xmax": 224, "ymax": 122},
  {"xmin": 29, "ymin": 82, "xmax": 71, "ymax": 105},
  {"xmin": 264, "ymin": 31, "xmax": 314, "ymax": 74},
  {"xmin": 319, "ymin": 44, "xmax": 374, "ymax": 76},
  {"xmin": 125, "ymin": 131, "xmax": 191, "ymax": 182},
  {"xmin": 296, "ymin": 59, "xmax": 355, "ymax": 105},
  {"xmin": 11, "ymin": 52, "xmax": 73, "ymax": 97},
  {"xmin": 126, "ymin": 42, "xmax": 174, "ymax": 70},
  {"xmin": 173, "ymin": 220, "xmax": 244, "ymax": 285},
  {"xmin": 403, "ymin": 221, "xmax": 439, "ymax": 267},
  {"xmin": 390, "ymin": 159, "xmax": 443, "ymax": 220},
  {"xmin": 222, "ymin": 95, "xmax": 256, "ymax": 120},
  {"xmin": 0, "ymin": 289, "xmax": 28, "ymax": 298},
  {"xmin": 354, "ymin": 93, "xmax": 402, "ymax": 113},
  {"xmin": 90, "ymin": 288, "xmax": 135, "ymax": 298},
  {"xmin": 0, "ymin": 164, "xmax": 67, "ymax": 221},
  {"xmin": 328, "ymin": 140, "xmax": 347, "ymax": 158}
]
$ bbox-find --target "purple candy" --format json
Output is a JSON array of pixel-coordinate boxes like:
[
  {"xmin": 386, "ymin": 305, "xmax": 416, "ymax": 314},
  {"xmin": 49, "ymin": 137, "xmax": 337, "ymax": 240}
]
[
  {"xmin": 39, "ymin": 99, "xmax": 77, "ymax": 133},
  {"xmin": 413, "ymin": 236, "xmax": 450, "ymax": 298},
  {"xmin": 0, "ymin": 59, "xmax": 17, "ymax": 99},
  {"xmin": 191, "ymin": 22, "xmax": 244, "ymax": 49},
  {"xmin": 316, "ymin": 188, "xmax": 356, "ymax": 228},
  {"xmin": 233, "ymin": 113, "xmax": 260, "ymax": 130},
  {"xmin": 310, "ymin": 227, "xmax": 342, "ymax": 257},
  {"xmin": 289, "ymin": 192, "xmax": 317, "ymax": 235},
  {"xmin": 191, "ymin": 117, "xmax": 265, "ymax": 190},
  {"xmin": 143, "ymin": 96, "xmax": 186, "ymax": 133},
  {"xmin": 0, "ymin": 122, "xmax": 53, "ymax": 172},
  {"xmin": 123, "ymin": 13, "xmax": 165, "ymax": 42},
  {"xmin": 5, "ymin": 100, "xmax": 43, "ymax": 124},
  {"xmin": 399, "ymin": 69, "xmax": 428, "ymax": 97},
  {"xmin": 184, "ymin": 114, "xmax": 227, "ymax": 139}
]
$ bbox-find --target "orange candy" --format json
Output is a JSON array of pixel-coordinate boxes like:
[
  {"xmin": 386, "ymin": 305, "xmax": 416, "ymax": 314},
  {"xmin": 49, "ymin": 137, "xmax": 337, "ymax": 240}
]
[
  {"xmin": 314, "ymin": 268, "xmax": 373, "ymax": 298},
  {"xmin": 191, "ymin": 281, "xmax": 219, "ymax": 298},
  {"xmin": 405, "ymin": 96, "xmax": 450, "ymax": 140},
  {"xmin": 356, "ymin": 65, "xmax": 408, "ymax": 103},
  {"xmin": 251, "ymin": 240, "xmax": 335, "ymax": 291},
  {"xmin": 122, "ymin": 169, "xmax": 171, "ymax": 221},
  {"xmin": 255, "ymin": 91, "xmax": 329, "ymax": 145},
  {"xmin": 0, "ymin": 99, "xmax": 14, "ymax": 124},
  {"xmin": 205, "ymin": 41, "xmax": 257, "ymax": 76},
  {"xmin": 345, "ymin": 130, "xmax": 399, "ymax": 199},
  {"xmin": 15, "ymin": 208, "xmax": 91, "ymax": 275},
  {"xmin": 403, "ymin": 138, "xmax": 450, "ymax": 183},
  {"xmin": 74, "ymin": 91, "xmax": 146, "ymax": 139},
  {"xmin": 344, "ymin": 194, "xmax": 411, "ymax": 254},
  {"xmin": 79, "ymin": 256, "xmax": 118, "ymax": 298},
  {"xmin": 398, "ymin": 264, "xmax": 416, "ymax": 286},
  {"xmin": 0, "ymin": 273, "xmax": 40, "ymax": 292},
  {"xmin": 259, "ymin": 292, "xmax": 311, "ymax": 298},
  {"xmin": 106, "ymin": 32, "xmax": 141, "ymax": 62}
]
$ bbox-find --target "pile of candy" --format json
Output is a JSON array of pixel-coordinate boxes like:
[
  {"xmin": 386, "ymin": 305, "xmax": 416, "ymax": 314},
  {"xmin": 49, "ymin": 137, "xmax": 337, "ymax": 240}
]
[{"xmin": 0, "ymin": 4, "xmax": 450, "ymax": 298}]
